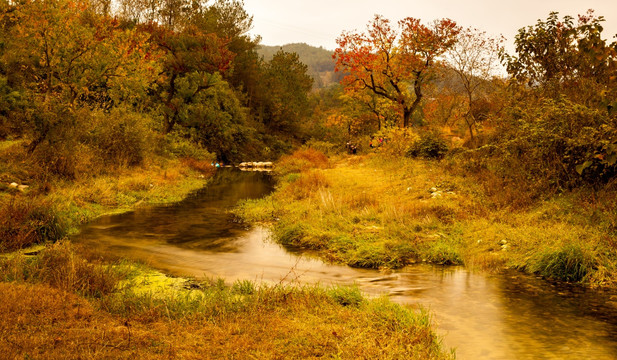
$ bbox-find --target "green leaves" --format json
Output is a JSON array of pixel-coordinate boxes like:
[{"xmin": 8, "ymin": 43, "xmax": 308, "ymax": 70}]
[
  {"xmin": 575, "ymin": 161, "xmax": 593, "ymax": 175},
  {"xmin": 504, "ymin": 10, "xmax": 617, "ymax": 107}
]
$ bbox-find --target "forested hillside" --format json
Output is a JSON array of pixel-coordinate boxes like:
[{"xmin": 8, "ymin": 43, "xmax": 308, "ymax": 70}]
[{"xmin": 257, "ymin": 43, "xmax": 341, "ymax": 88}]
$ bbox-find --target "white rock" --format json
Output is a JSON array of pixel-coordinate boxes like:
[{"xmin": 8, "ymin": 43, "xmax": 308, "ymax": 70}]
[{"xmin": 9, "ymin": 182, "xmax": 18, "ymax": 188}]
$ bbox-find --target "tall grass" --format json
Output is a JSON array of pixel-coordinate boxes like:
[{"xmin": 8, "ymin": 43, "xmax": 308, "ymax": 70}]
[
  {"xmin": 0, "ymin": 242, "xmax": 452, "ymax": 359},
  {"xmin": 0, "ymin": 197, "xmax": 65, "ymax": 251},
  {"xmin": 276, "ymin": 147, "xmax": 330, "ymax": 175},
  {"xmin": 238, "ymin": 154, "xmax": 617, "ymax": 286},
  {"xmin": 0, "ymin": 241, "xmax": 119, "ymax": 297}
]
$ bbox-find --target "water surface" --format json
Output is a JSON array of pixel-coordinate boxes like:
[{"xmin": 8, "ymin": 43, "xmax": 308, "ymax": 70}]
[{"xmin": 74, "ymin": 168, "xmax": 617, "ymax": 359}]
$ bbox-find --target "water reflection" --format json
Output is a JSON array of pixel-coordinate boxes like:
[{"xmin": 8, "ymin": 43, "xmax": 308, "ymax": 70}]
[{"xmin": 74, "ymin": 168, "xmax": 617, "ymax": 360}]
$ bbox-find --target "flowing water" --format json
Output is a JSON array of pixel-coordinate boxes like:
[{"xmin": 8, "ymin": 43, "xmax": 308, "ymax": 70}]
[{"xmin": 74, "ymin": 168, "xmax": 617, "ymax": 359}]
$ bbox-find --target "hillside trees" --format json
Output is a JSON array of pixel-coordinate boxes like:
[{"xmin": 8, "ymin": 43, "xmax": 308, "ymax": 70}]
[{"xmin": 334, "ymin": 15, "xmax": 460, "ymax": 128}]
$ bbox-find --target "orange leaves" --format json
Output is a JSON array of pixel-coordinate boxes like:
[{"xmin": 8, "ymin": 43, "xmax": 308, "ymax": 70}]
[{"xmin": 333, "ymin": 15, "xmax": 460, "ymax": 127}]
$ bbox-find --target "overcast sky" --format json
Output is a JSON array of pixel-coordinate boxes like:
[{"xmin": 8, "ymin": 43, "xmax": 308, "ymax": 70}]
[{"xmin": 242, "ymin": 0, "xmax": 617, "ymax": 53}]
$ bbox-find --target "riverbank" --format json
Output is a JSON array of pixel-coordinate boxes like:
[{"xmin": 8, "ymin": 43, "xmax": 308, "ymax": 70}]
[
  {"xmin": 237, "ymin": 150, "xmax": 617, "ymax": 288},
  {"xmin": 0, "ymin": 240, "xmax": 451, "ymax": 359},
  {"xmin": 0, "ymin": 144, "xmax": 452, "ymax": 359},
  {"xmin": 0, "ymin": 137, "xmax": 216, "ymax": 251}
]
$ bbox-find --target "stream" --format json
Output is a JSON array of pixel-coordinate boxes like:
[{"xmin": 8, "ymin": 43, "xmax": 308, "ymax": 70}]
[{"xmin": 74, "ymin": 168, "xmax": 617, "ymax": 359}]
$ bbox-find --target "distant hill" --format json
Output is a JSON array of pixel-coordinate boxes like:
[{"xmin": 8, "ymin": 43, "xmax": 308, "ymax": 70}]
[{"xmin": 256, "ymin": 43, "xmax": 342, "ymax": 89}]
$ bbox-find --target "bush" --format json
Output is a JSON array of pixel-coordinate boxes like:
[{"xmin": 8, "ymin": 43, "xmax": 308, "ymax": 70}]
[
  {"xmin": 156, "ymin": 130, "xmax": 214, "ymax": 161},
  {"xmin": 0, "ymin": 198, "xmax": 65, "ymax": 252},
  {"xmin": 468, "ymin": 98, "xmax": 617, "ymax": 191},
  {"xmin": 88, "ymin": 109, "xmax": 153, "ymax": 167},
  {"xmin": 373, "ymin": 127, "xmax": 419, "ymax": 157},
  {"xmin": 406, "ymin": 131, "xmax": 449, "ymax": 160},
  {"xmin": 32, "ymin": 141, "xmax": 96, "ymax": 179}
]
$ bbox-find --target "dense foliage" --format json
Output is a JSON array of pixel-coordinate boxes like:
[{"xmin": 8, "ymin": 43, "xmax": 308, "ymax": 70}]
[
  {"xmin": 0, "ymin": 0, "xmax": 316, "ymax": 167},
  {"xmin": 322, "ymin": 11, "xmax": 617, "ymax": 192}
]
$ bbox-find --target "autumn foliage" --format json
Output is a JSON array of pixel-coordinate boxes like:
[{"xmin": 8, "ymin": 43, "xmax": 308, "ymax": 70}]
[{"xmin": 334, "ymin": 15, "xmax": 459, "ymax": 127}]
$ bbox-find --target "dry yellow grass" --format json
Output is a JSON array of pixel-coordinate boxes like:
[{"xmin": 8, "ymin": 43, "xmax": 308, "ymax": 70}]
[
  {"xmin": 0, "ymin": 243, "xmax": 451, "ymax": 360},
  {"xmin": 239, "ymin": 154, "xmax": 617, "ymax": 286}
]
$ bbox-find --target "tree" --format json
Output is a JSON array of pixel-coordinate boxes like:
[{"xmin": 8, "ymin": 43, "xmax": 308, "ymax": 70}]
[
  {"xmin": 188, "ymin": 0, "xmax": 262, "ymax": 98},
  {"xmin": 334, "ymin": 15, "xmax": 459, "ymax": 127},
  {"xmin": 143, "ymin": 23, "xmax": 234, "ymax": 133},
  {"xmin": 494, "ymin": 11, "xmax": 617, "ymax": 187},
  {"xmin": 254, "ymin": 50, "xmax": 313, "ymax": 134},
  {"xmin": 502, "ymin": 10, "xmax": 617, "ymax": 109},
  {"xmin": 116, "ymin": 0, "xmax": 192, "ymax": 29},
  {"xmin": 445, "ymin": 28, "xmax": 503, "ymax": 142},
  {"xmin": 184, "ymin": 78, "xmax": 251, "ymax": 163},
  {"xmin": 2, "ymin": 0, "xmax": 155, "ymax": 151}
]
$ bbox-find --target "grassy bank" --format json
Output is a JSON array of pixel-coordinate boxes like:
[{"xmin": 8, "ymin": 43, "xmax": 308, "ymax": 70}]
[
  {"xmin": 0, "ymin": 139, "xmax": 214, "ymax": 252},
  {"xmin": 237, "ymin": 150, "xmax": 617, "ymax": 287},
  {"xmin": 0, "ymin": 242, "xmax": 451, "ymax": 359},
  {"xmin": 0, "ymin": 141, "xmax": 451, "ymax": 359}
]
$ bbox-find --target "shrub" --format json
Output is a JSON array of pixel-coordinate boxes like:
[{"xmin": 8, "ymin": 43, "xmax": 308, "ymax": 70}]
[
  {"xmin": 303, "ymin": 139, "xmax": 338, "ymax": 156},
  {"xmin": 373, "ymin": 127, "xmax": 419, "ymax": 157},
  {"xmin": 406, "ymin": 131, "xmax": 449, "ymax": 160},
  {"xmin": 0, "ymin": 197, "xmax": 65, "ymax": 252},
  {"xmin": 32, "ymin": 141, "xmax": 96, "ymax": 179},
  {"xmin": 155, "ymin": 130, "xmax": 214, "ymax": 161},
  {"xmin": 467, "ymin": 98, "xmax": 617, "ymax": 191},
  {"xmin": 88, "ymin": 109, "xmax": 153, "ymax": 167},
  {"xmin": 182, "ymin": 157, "xmax": 217, "ymax": 175}
]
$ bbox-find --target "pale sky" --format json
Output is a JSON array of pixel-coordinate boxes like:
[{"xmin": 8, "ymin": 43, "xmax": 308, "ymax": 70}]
[{"xmin": 242, "ymin": 0, "xmax": 617, "ymax": 53}]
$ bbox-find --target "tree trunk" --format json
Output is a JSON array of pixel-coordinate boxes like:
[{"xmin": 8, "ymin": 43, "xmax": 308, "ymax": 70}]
[
  {"xmin": 403, "ymin": 76, "xmax": 424, "ymax": 127},
  {"xmin": 163, "ymin": 114, "xmax": 176, "ymax": 134},
  {"xmin": 403, "ymin": 107, "xmax": 412, "ymax": 128}
]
